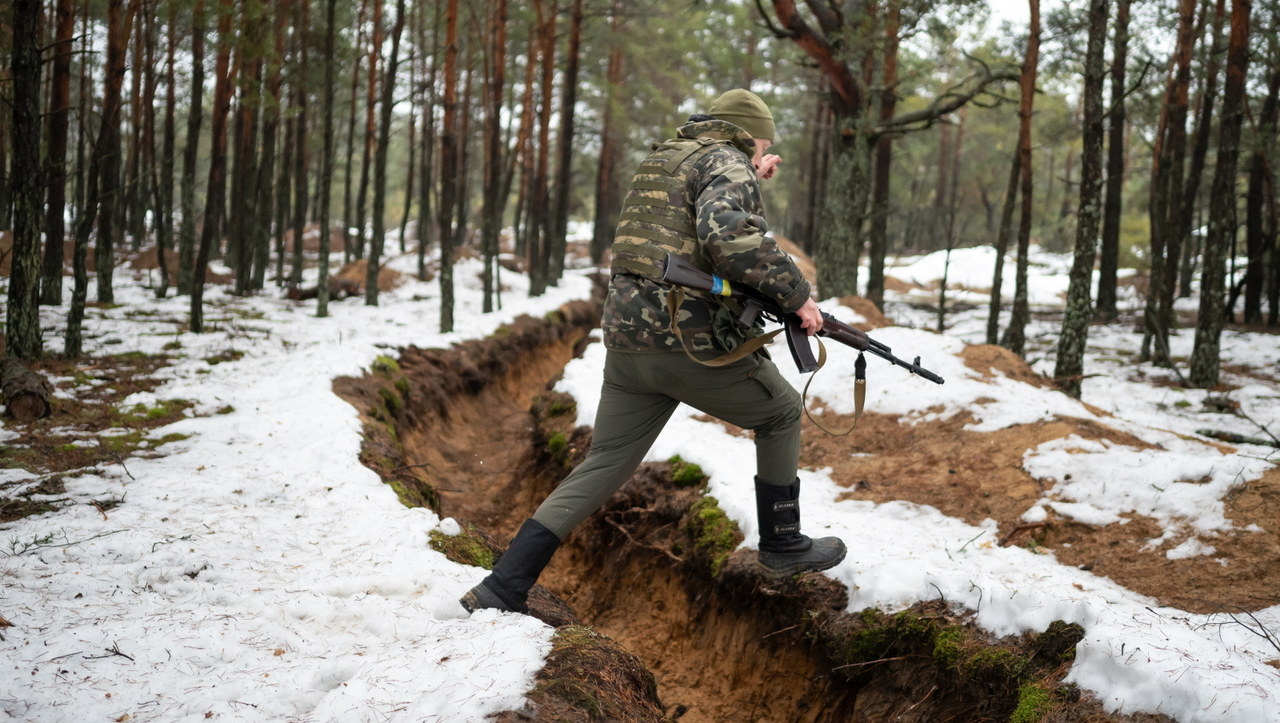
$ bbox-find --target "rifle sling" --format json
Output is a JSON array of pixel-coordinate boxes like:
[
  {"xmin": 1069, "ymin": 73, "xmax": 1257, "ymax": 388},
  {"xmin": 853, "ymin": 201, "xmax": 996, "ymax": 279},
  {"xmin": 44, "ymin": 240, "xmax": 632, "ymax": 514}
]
[
  {"xmin": 667, "ymin": 287, "xmax": 868, "ymax": 436},
  {"xmin": 666, "ymin": 287, "xmax": 780, "ymax": 367},
  {"xmin": 800, "ymin": 346, "xmax": 867, "ymax": 437}
]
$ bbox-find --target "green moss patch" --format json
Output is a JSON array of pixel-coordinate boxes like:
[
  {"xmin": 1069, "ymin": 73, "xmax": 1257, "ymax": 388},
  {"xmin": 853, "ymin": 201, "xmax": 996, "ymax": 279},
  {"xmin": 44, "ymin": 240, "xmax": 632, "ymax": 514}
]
[
  {"xmin": 428, "ymin": 526, "xmax": 496, "ymax": 569},
  {"xmin": 668, "ymin": 455, "xmax": 708, "ymax": 487},
  {"xmin": 685, "ymin": 495, "xmax": 744, "ymax": 577}
]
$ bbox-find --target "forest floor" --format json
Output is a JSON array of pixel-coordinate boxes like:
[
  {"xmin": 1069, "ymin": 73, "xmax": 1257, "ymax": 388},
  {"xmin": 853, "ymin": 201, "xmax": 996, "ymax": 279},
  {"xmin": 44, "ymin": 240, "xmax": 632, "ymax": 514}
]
[{"xmin": 4, "ymin": 236, "xmax": 1279, "ymax": 721}]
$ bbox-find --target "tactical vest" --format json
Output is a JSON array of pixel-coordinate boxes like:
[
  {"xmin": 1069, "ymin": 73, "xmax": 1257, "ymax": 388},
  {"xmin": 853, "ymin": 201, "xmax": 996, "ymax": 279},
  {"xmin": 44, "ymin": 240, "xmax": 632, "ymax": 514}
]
[{"xmin": 609, "ymin": 136, "xmax": 731, "ymax": 281}]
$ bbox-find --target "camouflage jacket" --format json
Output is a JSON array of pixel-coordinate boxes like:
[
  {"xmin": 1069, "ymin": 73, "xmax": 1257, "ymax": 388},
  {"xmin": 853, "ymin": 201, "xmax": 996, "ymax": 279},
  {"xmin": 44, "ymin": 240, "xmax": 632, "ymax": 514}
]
[{"xmin": 602, "ymin": 119, "xmax": 811, "ymax": 354}]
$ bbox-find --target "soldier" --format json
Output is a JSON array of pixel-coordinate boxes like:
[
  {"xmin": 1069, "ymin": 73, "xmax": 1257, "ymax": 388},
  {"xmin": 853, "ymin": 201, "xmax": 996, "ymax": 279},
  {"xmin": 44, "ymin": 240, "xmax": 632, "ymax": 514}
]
[{"xmin": 461, "ymin": 89, "xmax": 846, "ymax": 615}]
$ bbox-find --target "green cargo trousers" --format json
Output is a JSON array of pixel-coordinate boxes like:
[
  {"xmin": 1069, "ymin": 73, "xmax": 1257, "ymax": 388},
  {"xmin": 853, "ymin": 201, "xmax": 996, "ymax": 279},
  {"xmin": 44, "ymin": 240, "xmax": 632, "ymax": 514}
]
[{"xmin": 531, "ymin": 348, "xmax": 803, "ymax": 540}]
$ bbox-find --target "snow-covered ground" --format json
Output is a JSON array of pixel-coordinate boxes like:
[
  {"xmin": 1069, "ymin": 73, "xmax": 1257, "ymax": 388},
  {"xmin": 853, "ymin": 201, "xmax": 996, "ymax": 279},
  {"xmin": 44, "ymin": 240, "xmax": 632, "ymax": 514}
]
[{"xmin": 2, "ymin": 241, "xmax": 1278, "ymax": 722}]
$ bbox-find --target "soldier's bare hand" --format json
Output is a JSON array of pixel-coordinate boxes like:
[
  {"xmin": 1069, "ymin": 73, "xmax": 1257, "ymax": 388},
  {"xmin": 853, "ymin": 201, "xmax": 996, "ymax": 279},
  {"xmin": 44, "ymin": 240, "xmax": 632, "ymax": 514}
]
[
  {"xmin": 755, "ymin": 153, "xmax": 782, "ymax": 180},
  {"xmin": 796, "ymin": 298, "xmax": 822, "ymax": 336}
]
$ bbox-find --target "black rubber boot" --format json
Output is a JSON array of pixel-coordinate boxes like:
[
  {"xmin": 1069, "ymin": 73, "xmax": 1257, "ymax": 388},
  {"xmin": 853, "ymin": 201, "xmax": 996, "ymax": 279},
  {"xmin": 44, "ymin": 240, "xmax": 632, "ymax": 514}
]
[
  {"xmin": 460, "ymin": 519, "xmax": 560, "ymax": 615},
  {"xmin": 755, "ymin": 478, "xmax": 847, "ymax": 575}
]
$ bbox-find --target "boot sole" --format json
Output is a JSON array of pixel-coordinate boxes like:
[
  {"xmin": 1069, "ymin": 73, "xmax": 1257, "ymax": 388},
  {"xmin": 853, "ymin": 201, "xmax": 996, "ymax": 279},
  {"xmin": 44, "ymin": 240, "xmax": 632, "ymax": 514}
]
[
  {"xmin": 460, "ymin": 582, "xmax": 526, "ymax": 614},
  {"xmin": 758, "ymin": 545, "xmax": 847, "ymax": 576}
]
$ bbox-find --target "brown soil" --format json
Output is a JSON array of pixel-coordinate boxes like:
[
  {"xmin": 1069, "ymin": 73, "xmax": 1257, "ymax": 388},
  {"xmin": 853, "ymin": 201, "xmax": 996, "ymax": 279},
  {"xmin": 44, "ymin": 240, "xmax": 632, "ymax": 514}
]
[
  {"xmin": 795, "ymin": 339, "xmax": 1280, "ymax": 616},
  {"xmin": 1, "ymin": 353, "xmax": 197, "ymax": 522},
  {"xmin": 334, "ymin": 293, "xmax": 1214, "ymax": 722}
]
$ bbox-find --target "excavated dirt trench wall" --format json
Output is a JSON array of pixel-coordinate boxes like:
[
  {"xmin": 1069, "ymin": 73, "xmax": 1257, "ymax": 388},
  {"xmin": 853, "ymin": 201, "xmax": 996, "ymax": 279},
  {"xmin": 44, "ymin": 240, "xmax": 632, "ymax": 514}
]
[{"xmin": 336, "ymin": 299, "xmax": 1174, "ymax": 723}]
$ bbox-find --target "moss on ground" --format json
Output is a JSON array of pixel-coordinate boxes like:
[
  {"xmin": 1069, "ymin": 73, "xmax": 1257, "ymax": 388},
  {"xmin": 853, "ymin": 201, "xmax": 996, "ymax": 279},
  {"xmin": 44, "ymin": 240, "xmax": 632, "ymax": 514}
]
[
  {"xmin": 667, "ymin": 455, "xmax": 707, "ymax": 487},
  {"xmin": 685, "ymin": 495, "xmax": 743, "ymax": 577},
  {"xmin": 429, "ymin": 526, "xmax": 496, "ymax": 569}
]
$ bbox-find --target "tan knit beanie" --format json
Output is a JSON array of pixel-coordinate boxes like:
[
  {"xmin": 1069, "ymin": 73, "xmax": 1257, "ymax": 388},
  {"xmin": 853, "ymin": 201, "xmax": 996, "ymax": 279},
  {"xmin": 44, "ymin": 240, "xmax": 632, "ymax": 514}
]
[{"xmin": 708, "ymin": 89, "xmax": 775, "ymax": 142}]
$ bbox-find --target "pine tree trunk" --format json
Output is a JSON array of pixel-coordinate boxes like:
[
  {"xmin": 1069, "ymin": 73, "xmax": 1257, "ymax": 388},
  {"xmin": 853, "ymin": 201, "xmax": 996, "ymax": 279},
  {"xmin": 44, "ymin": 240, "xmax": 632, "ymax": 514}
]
[
  {"xmin": 253, "ymin": 1, "xmax": 288, "ymax": 293},
  {"xmin": 124, "ymin": 23, "xmax": 146, "ymax": 251},
  {"xmin": 1054, "ymin": 0, "xmax": 1109, "ymax": 398},
  {"xmin": 438, "ymin": 0, "xmax": 460, "ymax": 332},
  {"xmin": 6, "ymin": 0, "xmax": 45, "ymax": 360},
  {"xmin": 1142, "ymin": 0, "xmax": 1198, "ymax": 363},
  {"xmin": 289, "ymin": 0, "xmax": 310, "ymax": 289},
  {"xmin": 813, "ymin": 120, "xmax": 871, "ymax": 298},
  {"xmin": 1179, "ymin": 0, "xmax": 1226, "ymax": 300},
  {"xmin": 1001, "ymin": 0, "xmax": 1040, "ymax": 356},
  {"xmin": 866, "ymin": 3, "xmax": 900, "ymax": 310},
  {"xmin": 317, "ymin": 0, "xmax": 337, "ymax": 318},
  {"xmin": 415, "ymin": 0, "xmax": 440, "ymax": 283},
  {"xmin": 68, "ymin": 0, "xmax": 136, "ymax": 356},
  {"xmin": 275, "ymin": 95, "xmax": 295, "ymax": 285},
  {"xmin": 179, "ymin": 0, "xmax": 206, "ymax": 296},
  {"xmin": 481, "ymin": 0, "xmax": 508, "ymax": 313},
  {"xmin": 527, "ymin": 0, "xmax": 557, "ymax": 297},
  {"xmin": 398, "ymin": 106, "xmax": 416, "ymax": 256},
  {"xmin": 353, "ymin": 0, "xmax": 382, "ymax": 265},
  {"xmin": 341, "ymin": 0, "xmax": 369, "ymax": 262},
  {"xmin": 589, "ymin": 2, "xmax": 624, "ymax": 265},
  {"xmin": 1243, "ymin": 64, "xmax": 1278, "ymax": 322},
  {"xmin": 1096, "ymin": 0, "xmax": 1130, "ymax": 321},
  {"xmin": 987, "ymin": 151, "xmax": 1021, "ymax": 345},
  {"xmin": 39, "ymin": 0, "xmax": 76, "ymax": 307},
  {"xmin": 94, "ymin": 0, "xmax": 138, "ymax": 305},
  {"xmin": 549, "ymin": 0, "xmax": 584, "ymax": 284},
  {"xmin": 365, "ymin": 0, "xmax": 405, "ymax": 306},
  {"xmin": 1190, "ymin": 0, "xmax": 1251, "ymax": 388},
  {"xmin": 229, "ymin": 4, "xmax": 265, "ymax": 295},
  {"xmin": 191, "ymin": 0, "xmax": 238, "ymax": 334}
]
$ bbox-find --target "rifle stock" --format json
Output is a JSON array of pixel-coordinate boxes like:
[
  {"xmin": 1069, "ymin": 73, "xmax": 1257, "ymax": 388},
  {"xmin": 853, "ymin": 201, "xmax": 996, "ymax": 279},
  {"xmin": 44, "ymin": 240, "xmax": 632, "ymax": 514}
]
[{"xmin": 660, "ymin": 254, "xmax": 945, "ymax": 385}]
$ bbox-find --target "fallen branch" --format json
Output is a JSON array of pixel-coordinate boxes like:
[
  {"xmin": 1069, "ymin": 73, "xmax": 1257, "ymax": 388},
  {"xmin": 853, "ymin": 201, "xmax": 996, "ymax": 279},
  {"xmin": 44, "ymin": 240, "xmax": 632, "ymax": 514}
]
[{"xmin": 1196, "ymin": 429, "xmax": 1280, "ymax": 448}]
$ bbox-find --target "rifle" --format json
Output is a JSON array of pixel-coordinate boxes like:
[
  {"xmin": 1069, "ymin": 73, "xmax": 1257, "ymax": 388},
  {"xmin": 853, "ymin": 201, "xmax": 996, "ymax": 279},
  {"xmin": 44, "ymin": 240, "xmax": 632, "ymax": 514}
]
[{"xmin": 660, "ymin": 253, "xmax": 945, "ymax": 385}]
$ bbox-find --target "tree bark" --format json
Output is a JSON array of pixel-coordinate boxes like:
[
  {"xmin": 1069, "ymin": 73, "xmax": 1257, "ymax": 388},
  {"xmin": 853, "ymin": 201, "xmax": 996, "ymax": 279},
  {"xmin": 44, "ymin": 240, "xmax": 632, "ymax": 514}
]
[
  {"xmin": 1179, "ymin": 0, "xmax": 1226, "ymax": 300},
  {"xmin": 866, "ymin": 2, "xmax": 900, "ymax": 310},
  {"xmin": 481, "ymin": 0, "xmax": 508, "ymax": 312},
  {"xmin": 229, "ymin": 0, "xmax": 265, "ymax": 295},
  {"xmin": 6, "ymin": 0, "xmax": 45, "ymax": 360},
  {"xmin": 67, "ymin": 0, "xmax": 137, "ymax": 357},
  {"xmin": 39, "ymin": 0, "xmax": 76, "ymax": 307},
  {"xmin": 438, "ymin": 0, "xmax": 460, "ymax": 332},
  {"xmin": 365, "ymin": 0, "xmax": 406, "ymax": 305},
  {"xmin": 253, "ymin": 0, "xmax": 289, "ymax": 293},
  {"xmin": 528, "ymin": 0, "xmax": 557, "ymax": 297},
  {"xmin": 191, "ymin": 0, "xmax": 238, "ymax": 334},
  {"xmin": 289, "ymin": 0, "xmax": 310, "ymax": 289},
  {"xmin": 1190, "ymin": 0, "xmax": 1251, "ymax": 388},
  {"xmin": 153, "ymin": 4, "xmax": 178, "ymax": 299},
  {"xmin": 1096, "ymin": 0, "xmax": 1130, "ymax": 321},
  {"xmin": 178, "ymin": 0, "xmax": 206, "ymax": 296},
  {"xmin": 94, "ymin": 0, "xmax": 138, "ymax": 305},
  {"xmin": 1243, "ymin": 62, "xmax": 1279, "ymax": 323},
  {"xmin": 1, "ymin": 357, "xmax": 54, "ymax": 421},
  {"xmin": 341, "ymin": 0, "xmax": 369, "ymax": 262},
  {"xmin": 549, "ymin": 0, "xmax": 585, "ymax": 285},
  {"xmin": 590, "ymin": 1, "xmax": 625, "ymax": 265},
  {"xmin": 1001, "ymin": 0, "xmax": 1041, "ymax": 357},
  {"xmin": 1142, "ymin": 0, "xmax": 1199, "ymax": 363},
  {"xmin": 987, "ymin": 150, "xmax": 1021, "ymax": 345},
  {"xmin": 352, "ymin": 0, "xmax": 382, "ymax": 264},
  {"xmin": 317, "ymin": 0, "xmax": 337, "ymax": 318},
  {"xmin": 1054, "ymin": 0, "xmax": 1109, "ymax": 398}
]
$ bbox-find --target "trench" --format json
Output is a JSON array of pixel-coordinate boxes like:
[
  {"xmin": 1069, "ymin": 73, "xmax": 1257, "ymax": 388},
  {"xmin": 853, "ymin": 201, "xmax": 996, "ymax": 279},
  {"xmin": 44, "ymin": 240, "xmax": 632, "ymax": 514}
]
[{"xmin": 335, "ymin": 296, "xmax": 1157, "ymax": 723}]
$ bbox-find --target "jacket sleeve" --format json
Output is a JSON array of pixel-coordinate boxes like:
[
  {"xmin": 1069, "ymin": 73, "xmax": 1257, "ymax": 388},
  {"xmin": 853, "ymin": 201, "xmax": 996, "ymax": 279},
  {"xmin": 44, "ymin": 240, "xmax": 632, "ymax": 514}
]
[{"xmin": 693, "ymin": 150, "xmax": 812, "ymax": 313}]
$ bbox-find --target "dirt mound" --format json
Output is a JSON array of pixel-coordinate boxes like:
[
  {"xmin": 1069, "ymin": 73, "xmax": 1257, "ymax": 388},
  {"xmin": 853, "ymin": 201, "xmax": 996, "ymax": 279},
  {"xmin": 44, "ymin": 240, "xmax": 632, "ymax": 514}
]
[
  {"xmin": 802, "ymin": 390, "xmax": 1280, "ymax": 615},
  {"xmin": 962, "ymin": 342, "xmax": 1056, "ymax": 388},
  {"xmin": 334, "ymin": 259, "xmax": 405, "ymax": 294}
]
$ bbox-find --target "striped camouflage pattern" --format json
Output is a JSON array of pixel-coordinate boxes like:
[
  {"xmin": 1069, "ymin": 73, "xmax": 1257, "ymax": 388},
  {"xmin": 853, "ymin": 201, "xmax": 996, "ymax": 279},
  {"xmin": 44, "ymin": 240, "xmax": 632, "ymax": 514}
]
[{"xmin": 602, "ymin": 118, "xmax": 812, "ymax": 353}]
